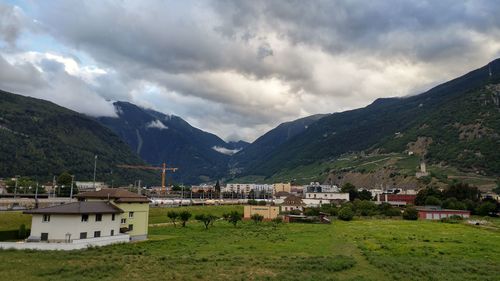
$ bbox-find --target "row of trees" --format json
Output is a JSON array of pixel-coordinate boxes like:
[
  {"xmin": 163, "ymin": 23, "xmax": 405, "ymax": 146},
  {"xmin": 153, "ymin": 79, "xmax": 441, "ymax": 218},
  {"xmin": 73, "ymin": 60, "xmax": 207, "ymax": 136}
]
[
  {"xmin": 166, "ymin": 210, "xmax": 284, "ymax": 229},
  {"xmin": 416, "ymin": 183, "xmax": 499, "ymax": 216}
]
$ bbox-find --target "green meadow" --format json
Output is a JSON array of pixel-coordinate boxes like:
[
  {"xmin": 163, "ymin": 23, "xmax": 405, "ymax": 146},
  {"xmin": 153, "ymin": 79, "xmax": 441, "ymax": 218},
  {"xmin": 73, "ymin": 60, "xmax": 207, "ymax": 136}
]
[{"xmin": 0, "ymin": 206, "xmax": 499, "ymax": 280}]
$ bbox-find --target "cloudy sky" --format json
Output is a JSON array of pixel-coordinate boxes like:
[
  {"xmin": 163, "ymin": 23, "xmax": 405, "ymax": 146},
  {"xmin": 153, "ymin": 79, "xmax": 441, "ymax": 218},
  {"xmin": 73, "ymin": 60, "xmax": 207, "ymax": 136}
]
[{"xmin": 1, "ymin": 1, "xmax": 500, "ymax": 142}]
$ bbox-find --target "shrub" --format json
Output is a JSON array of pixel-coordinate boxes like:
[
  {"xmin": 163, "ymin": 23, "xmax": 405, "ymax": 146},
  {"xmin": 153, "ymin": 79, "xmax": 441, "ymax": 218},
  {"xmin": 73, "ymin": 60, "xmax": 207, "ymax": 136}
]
[
  {"xmin": 402, "ymin": 207, "xmax": 418, "ymax": 220},
  {"xmin": 271, "ymin": 217, "xmax": 282, "ymax": 229},
  {"xmin": 304, "ymin": 208, "xmax": 320, "ymax": 216},
  {"xmin": 258, "ymin": 200, "xmax": 267, "ymax": 206},
  {"xmin": 338, "ymin": 207, "xmax": 354, "ymax": 221},
  {"xmin": 18, "ymin": 224, "xmax": 27, "ymax": 239},
  {"xmin": 247, "ymin": 199, "xmax": 258, "ymax": 205},
  {"xmin": 226, "ymin": 211, "xmax": 243, "ymax": 227},
  {"xmin": 195, "ymin": 214, "xmax": 217, "ymax": 229},
  {"xmin": 250, "ymin": 213, "xmax": 264, "ymax": 224}
]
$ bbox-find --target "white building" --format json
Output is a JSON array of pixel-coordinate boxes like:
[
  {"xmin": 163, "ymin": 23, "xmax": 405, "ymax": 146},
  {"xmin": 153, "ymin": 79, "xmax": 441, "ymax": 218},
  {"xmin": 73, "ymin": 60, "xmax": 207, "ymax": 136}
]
[
  {"xmin": 223, "ymin": 183, "xmax": 273, "ymax": 194},
  {"xmin": 24, "ymin": 201, "xmax": 123, "ymax": 242},
  {"xmin": 75, "ymin": 181, "xmax": 108, "ymax": 192},
  {"xmin": 303, "ymin": 183, "xmax": 349, "ymax": 206}
]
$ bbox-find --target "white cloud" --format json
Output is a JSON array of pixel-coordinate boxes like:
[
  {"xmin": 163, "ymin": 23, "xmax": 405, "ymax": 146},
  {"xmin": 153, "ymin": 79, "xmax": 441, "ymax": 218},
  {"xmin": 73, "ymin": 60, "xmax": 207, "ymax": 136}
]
[
  {"xmin": 146, "ymin": 119, "xmax": 168, "ymax": 130},
  {"xmin": 212, "ymin": 146, "xmax": 242, "ymax": 155}
]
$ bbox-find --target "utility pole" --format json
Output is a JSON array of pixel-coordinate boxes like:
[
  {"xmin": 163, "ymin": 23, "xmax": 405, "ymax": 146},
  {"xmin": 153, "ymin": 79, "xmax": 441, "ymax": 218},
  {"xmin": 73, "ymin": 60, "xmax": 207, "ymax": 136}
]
[
  {"xmin": 14, "ymin": 175, "xmax": 19, "ymax": 199},
  {"xmin": 52, "ymin": 175, "xmax": 56, "ymax": 198},
  {"xmin": 70, "ymin": 175, "xmax": 75, "ymax": 199},
  {"xmin": 93, "ymin": 155, "xmax": 97, "ymax": 190}
]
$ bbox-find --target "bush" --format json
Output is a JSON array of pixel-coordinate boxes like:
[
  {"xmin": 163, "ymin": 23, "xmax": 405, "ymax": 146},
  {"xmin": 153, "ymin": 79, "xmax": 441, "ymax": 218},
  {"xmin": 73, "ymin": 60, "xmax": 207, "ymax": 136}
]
[
  {"xmin": 402, "ymin": 207, "xmax": 418, "ymax": 220},
  {"xmin": 18, "ymin": 224, "xmax": 27, "ymax": 239},
  {"xmin": 258, "ymin": 200, "xmax": 267, "ymax": 206},
  {"xmin": 338, "ymin": 207, "xmax": 354, "ymax": 221},
  {"xmin": 167, "ymin": 211, "xmax": 179, "ymax": 227},
  {"xmin": 247, "ymin": 199, "xmax": 258, "ymax": 205},
  {"xmin": 304, "ymin": 208, "xmax": 320, "ymax": 216},
  {"xmin": 250, "ymin": 213, "xmax": 264, "ymax": 224}
]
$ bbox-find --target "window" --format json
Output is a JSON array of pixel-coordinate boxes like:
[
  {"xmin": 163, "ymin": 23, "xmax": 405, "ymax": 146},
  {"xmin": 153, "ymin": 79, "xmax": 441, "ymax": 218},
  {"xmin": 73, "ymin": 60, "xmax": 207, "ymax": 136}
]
[
  {"xmin": 95, "ymin": 214, "xmax": 102, "ymax": 222},
  {"xmin": 129, "ymin": 212, "xmax": 134, "ymax": 218},
  {"xmin": 111, "ymin": 214, "xmax": 115, "ymax": 221},
  {"xmin": 42, "ymin": 214, "xmax": 50, "ymax": 222},
  {"xmin": 121, "ymin": 218, "xmax": 127, "ymax": 224},
  {"xmin": 81, "ymin": 214, "xmax": 89, "ymax": 222},
  {"xmin": 128, "ymin": 224, "xmax": 134, "ymax": 231},
  {"xmin": 41, "ymin": 233, "xmax": 48, "ymax": 241},
  {"xmin": 110, "ymin": 230, "xmax": 114, "ymax": 236},
  {"xmin": 80, "ymin": 232, "xmax": 87, "ymax": 239},
  {"xmin": 94, "ymin": 231, "xmax": 101, "ymax": 238}
]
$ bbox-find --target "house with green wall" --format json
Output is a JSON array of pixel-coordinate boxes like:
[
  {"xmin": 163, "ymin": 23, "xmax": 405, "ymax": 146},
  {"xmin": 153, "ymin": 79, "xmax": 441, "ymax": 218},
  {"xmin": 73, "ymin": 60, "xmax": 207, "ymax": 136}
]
[{"xmin": 75, "ymin": 188, "xmax": 150, "ymax": 241}]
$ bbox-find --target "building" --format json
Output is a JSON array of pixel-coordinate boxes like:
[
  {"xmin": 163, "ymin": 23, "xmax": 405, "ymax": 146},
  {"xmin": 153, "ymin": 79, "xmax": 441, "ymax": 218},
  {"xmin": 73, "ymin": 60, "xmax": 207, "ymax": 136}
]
[
  {"xmin": 417, "ymin": 207, "xmax": 471, "ymax": 220},
  {"xmin": 75, "ymin": 188, "xmax": 150, "ymax": 241},
  {"xmin": 224, "ymin": 183, "xmax": 254, "ymax": 194},
  {"xmin": 75, "ymin": 181, "xmax": 108, "ymax": 192},
  {"xmin": 303, "ymin": 183, "xmax": 349, "ymax": 206},
  {"xmin": 377, "ymin": 194, "xmax": 417, "ymax": 206},
  {"xmin": 281, "ymin": 195, "xmax": 305, "ymax": 213},
  {"xmin": 24, "ymin": 201, "xmax": 123, "ymax": 242},
  {"xmin": 243, "ymin": 205, "xmax": 279, "ymax": 221},
  {"xmin": 273, "ymin": 182, "xmax": 291, "ymax": 194},
  {"xmin": 415, "ymin": 161, "xmax": 429, "ymax": 178},
  {"xmin": 191, "ymin": 184, "xmax": 214, "ymax": 193}
]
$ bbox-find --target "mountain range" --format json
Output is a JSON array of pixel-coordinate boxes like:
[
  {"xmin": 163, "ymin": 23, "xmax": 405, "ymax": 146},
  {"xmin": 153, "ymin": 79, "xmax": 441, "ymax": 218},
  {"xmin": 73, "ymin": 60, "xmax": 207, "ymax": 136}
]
[{"xmin": 1, "ymin": 59, "xmax": 499, "ymax": 186}]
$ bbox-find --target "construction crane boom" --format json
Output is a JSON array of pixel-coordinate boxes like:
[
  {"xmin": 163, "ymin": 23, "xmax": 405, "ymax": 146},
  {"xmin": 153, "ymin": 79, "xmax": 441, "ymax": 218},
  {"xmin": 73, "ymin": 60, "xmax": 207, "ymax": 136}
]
[{"xmin": 117, "ymin": 162, "xmax": 178, "ymax": 194}]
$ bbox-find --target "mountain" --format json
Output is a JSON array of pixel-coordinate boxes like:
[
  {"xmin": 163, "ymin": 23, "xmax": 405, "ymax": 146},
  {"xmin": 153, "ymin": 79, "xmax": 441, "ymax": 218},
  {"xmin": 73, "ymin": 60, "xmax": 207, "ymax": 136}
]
[
  {"xmin": 239, "ymin": 59, "xmax": 500, "ymax": 178},
  {"xmin": 0, "ymin": 90, "xmax": 157, "ymax": 185},
  {"xmin": 230, "ymin": 114, "xmax": 328, "ymax": 175},
  {"xmin": 97, "ymin": 102, "xmax": 246, "ymax": 184}
]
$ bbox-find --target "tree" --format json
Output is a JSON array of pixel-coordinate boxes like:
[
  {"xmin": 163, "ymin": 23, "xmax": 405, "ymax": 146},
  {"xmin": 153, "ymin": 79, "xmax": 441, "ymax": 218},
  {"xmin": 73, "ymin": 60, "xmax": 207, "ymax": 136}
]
[
  {"xmin": 167, "ymin": 211, "xmax": 179, "ymax": 227},
  {"xmin": 415, "ymin": 186, "xmax": 442, "ymax": 206},
  {"xmin": 442, "ymin": 198, "xmax": 467, "ymax": 210},
  {"xmin": 341, "ymin": 183, "xmax": 358, "ymax": 201},
  {"xmin": 251, "ymin": 213, "xmax": 264, "ymax": 224},
  {"xmin": 57, "ymin": 172, "xmax": 76, "ymax": 197},
  {"xmin": 226, "ymin": 211, "xmax": 243, "ymax": 227},
  {"xmin": 444, "ymin": 182, "xmax": 481, "ymax": 202},
  {"xmin": 354, "ymin": 200, "xmax": 377, "ymax": 216},
  {"xmin": 304, "ymin": 207, "xmax": 320, "ymax": 216},
  {"xmin": 358, "ymin": 190, "xmax": 373, "ymax": 201},
  {"xmin": 403, "ymin": 207, "xmax": 418, "ymax": 220},
  {"xmin": 493, "ymin": 182, "xmax": 500, "ymax": 195},
  {"xmin": 214, "ymin": 180, "xmax": 221, "ymax": 194},
  {"xmin": 476, "ymin": 202, "xmax": 497, "ymax": 216},
  {"xmin": 424, "ymin": 196, "xmax": 442, "ymax": 206},
  {"xmin": 179, "ymin": 211, "xmax": 192, "ymax": 227},
  {"xmin": 338, "ymin": 206, "xmax": 354, "ymax": 221},
  {"xmin": 195, "ymin": 214, "xmax": 217, "ymax": 229}
]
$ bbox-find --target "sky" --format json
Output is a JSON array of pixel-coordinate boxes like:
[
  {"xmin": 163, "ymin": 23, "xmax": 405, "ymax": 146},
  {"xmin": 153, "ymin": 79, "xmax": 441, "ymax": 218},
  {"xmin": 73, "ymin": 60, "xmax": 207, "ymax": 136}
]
[{"xmin": 1, "ymin": 1, "xmax": 500, "ymax": 142}]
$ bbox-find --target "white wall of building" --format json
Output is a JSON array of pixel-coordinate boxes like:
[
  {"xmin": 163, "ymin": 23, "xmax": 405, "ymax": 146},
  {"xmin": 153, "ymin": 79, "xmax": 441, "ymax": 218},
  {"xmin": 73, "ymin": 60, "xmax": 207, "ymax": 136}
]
[
  {"xmin": 0, "ymin": 234, "xmax": 129, "ymax": 250},
  {"xmin": 304, "ymin": 192, "xmax": 349, "ymax": 200},
  {"xmin": 30, "ymin": 213, "xmax": 121, "ymax": 242}
]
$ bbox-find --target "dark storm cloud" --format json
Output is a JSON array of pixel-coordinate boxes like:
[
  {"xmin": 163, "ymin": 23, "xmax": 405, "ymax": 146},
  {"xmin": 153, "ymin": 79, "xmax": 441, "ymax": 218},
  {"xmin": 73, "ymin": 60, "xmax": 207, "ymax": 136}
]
[{"xmin": 2, "ymin": 0, "xmax": 500, "ymax": 141}]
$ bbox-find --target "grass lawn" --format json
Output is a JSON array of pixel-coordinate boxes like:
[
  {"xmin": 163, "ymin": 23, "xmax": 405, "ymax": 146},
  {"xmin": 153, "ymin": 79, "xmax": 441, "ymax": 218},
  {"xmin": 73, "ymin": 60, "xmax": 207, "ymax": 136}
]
[{"xmin": 0, "ymin": 206, "xmax": 499, "ymax": 280}]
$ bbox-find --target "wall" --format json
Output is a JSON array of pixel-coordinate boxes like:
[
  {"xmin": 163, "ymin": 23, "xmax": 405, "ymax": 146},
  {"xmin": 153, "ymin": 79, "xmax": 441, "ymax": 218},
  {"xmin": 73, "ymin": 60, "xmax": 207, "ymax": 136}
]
[
  {"xmin": 0, "ymin": 234, "xmax": 129, "ymax": 251},
  {"xmin": 273, "ymin": 183, "xmax": 291, "ymax": 194},
  {"xmin": 114, "ymin": 202, "xmax": 149, "ymax": 239},
  {"xmin": 304, "ymin": 192, "xmax": 350, "ymax": 200},
  {"xmin": 243, "ymin": 205, "xmax": 279, "ymax": 220},
  {"xmin": 29, "ymin": 213, "xmax": 120, "ymax": 242}
]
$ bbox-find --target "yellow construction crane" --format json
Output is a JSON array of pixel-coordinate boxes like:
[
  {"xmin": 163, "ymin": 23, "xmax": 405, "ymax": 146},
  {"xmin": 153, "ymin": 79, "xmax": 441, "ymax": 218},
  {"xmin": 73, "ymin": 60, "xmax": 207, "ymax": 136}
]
[{"xmin": 117, "ymin": 162, "xmax": 178, "ymax": 194}]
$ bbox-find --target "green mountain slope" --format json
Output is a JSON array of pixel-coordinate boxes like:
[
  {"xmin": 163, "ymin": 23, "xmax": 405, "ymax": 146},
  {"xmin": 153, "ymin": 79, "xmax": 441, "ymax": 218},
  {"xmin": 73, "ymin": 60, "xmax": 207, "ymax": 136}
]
[
  {"xmin": 240, "ymin": 59, "xmax": 500, "ymax": 178},
  {"xmin": 0, "ymin": 90, "xmax": 157, "ymax": 185}
]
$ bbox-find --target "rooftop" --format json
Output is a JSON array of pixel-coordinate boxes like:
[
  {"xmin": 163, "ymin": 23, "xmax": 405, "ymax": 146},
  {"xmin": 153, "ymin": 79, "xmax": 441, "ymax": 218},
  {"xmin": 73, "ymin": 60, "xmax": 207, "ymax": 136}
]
[
  {"xmin": 24, "ymin": 201, "xmax": 123, "ymax": 215},
  {"xmin": 75, "ymin": 188, "xmax": 150, "ymax": 203}
]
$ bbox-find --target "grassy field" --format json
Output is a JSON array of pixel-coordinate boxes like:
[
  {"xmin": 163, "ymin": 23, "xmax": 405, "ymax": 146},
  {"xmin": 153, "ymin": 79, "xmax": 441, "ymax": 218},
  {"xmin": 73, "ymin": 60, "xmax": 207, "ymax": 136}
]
[
  {"xmin": 0, "ymin": 206, "xmax": 499, "ymax": 280},
  {"xmin": 148, "ymin": 205, "xmax": 244, "ymax": 224}
]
